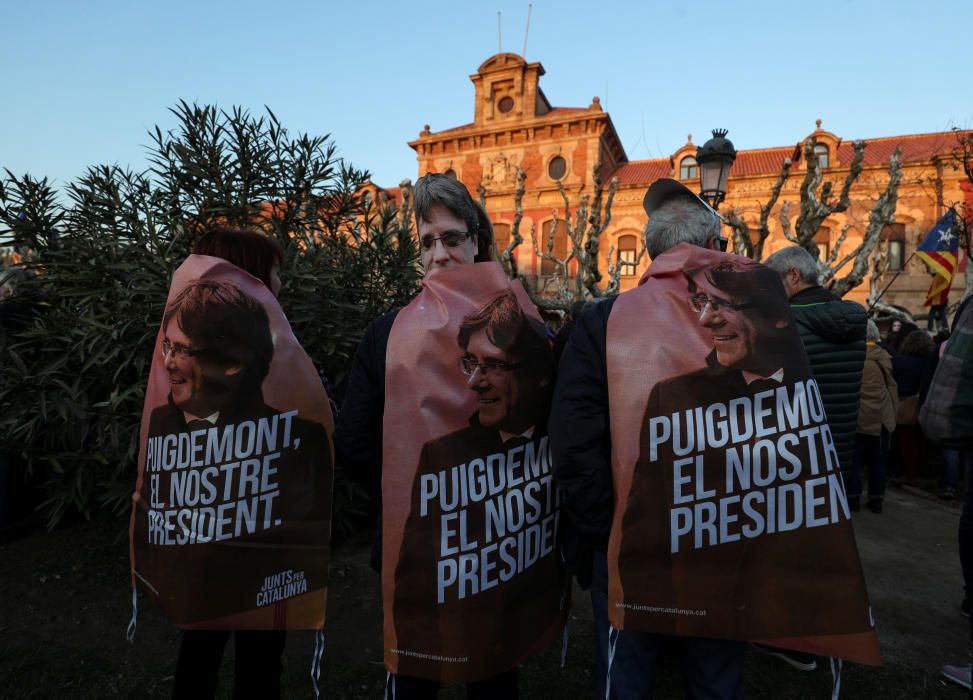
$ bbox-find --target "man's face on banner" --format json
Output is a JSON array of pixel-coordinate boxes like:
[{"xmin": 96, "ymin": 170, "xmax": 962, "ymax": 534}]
[
  {"xmin": 162, "ymin": 318, "xmax": 239, "ymax": 418},
  {"xmin": 419, "ymin": 204, "xmax": 478, "ymax": 273},
  {"xmin": 463, "ymin": 330, "xmax": 537, "ymax": 433},
  {"xmin": 691, "ymin": 276, "xmax": 766, "ymax": 372}
]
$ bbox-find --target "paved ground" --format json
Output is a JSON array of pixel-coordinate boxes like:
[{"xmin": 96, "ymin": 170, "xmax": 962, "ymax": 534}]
[{"xmin": 853, "ymin": 485, "xmax": 968, "ymax": 670}]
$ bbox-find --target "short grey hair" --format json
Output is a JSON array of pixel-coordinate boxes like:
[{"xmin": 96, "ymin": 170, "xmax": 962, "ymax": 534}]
[
  {"xmin": 644, "ymin": 195, "xmax": 721, "ymax": 259},
  {"xmin": 866, "ymin": 319, "xmax": 881, "ymax": 342},
  {"xmin": 763, "ymin": 246, "xmax": 821, "ymax": 285}
]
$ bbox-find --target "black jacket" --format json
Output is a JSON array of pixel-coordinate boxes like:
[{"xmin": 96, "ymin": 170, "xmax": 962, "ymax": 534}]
[
  {"xmin": 789, "ymin": 286, "xmax": 866, "ymax": 472},
  {"xmin": 548, "ymin": 298, "xmax": 617, "ymax": 584},
  {"xmin": 333, "ymin": 309, "xmax": 399, "ymax": 570},
  {"xmin": 334, "ymin": 310, "xmax": 399, "ymax": 493}
]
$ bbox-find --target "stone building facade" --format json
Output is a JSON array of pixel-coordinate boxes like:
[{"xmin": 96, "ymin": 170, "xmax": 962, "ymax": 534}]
[{"xmin": 396, "ymin": 52, "xmax": 970, "ymax": 312}]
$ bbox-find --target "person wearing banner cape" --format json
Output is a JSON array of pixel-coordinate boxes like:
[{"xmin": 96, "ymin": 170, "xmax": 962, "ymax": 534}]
[
  {"xmin": 550, "ymin": 179, "xmax": 879, "ymax": 700},
  {"xmin": 337, "ymin": 174, "xmax": 566, "ymax": 698},
  {"xmin": 130, "ymin": 228, "xmax": 333, "ymax": 700},
  {"xmin": 391, "ymin": 289, "xmax": 561, "ymax": 682},
  {"xmin": 618, "ymin": 260, "xmax": 867, "ymax": 638}
]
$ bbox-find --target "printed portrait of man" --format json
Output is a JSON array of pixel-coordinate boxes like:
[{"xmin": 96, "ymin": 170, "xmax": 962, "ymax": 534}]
[
  {"xmin": 138, "ymin": 279, "xmax": 331, "ymax": 625},
  {"xmin": 616, "ymin": 260, "xmax": 864, "ymax": 640},
  {"xmin": 681, "ymin": 261, "xmax": 804, "ymax": 387},
  {"xmin": 391, "ymin": 290, "xmax": 567, "ymax": 680},
  {"xmin": 150, "ymin": 280, "xmax": 277, "ymax": 434}
]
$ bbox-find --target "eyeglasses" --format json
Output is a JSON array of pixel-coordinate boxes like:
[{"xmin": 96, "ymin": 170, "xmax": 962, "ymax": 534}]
[
  {"xmin": 162, "ymin": 338, "xmax": 201, "ymax": 360},
  {"xmin": 688, "ymin": 293, "xmax": 754, "ymax": 314},
  {"xmin": 459, "ymin": 356, "xmax": 523, "ymax": 377},
  {"xmin": 420, "ymin": 231, "xmax": 470, "ymax": 250}
]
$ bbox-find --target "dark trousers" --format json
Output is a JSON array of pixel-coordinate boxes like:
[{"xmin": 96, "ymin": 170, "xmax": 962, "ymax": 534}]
[
  {"xmin": 942, "ymin": 448, "xmax": 966, "ymax": 491},
  {"xmin": 958, "ymin": 456, "xmax": 973, "ymax": 641},
  {"xmin": 592, "ymin": 551, "xmax": 746, "ymax": 700},
  {"xmin": 172, "ymin": 629, "xmax": 286, "ymax": 700},
  {"xmin": 928, "ymin": 304, "xmax": 949, "ymax": 332},
  {"xmin": 849, "ymin": 430, "xmax": 889, "ymax": 503},
  {"xmin": 895, "ymin": 426, "xmax": 926, "ymax": 481},
  {"xmin": 391, "ymin": 669, "xmax": 519, "ymax": 699}
]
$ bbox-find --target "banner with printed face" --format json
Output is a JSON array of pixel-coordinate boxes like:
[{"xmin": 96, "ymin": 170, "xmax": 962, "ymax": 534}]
[
  {"xmin": 130, "ymin": 255, "xmax": 334, "ymax": 630},
  {"xmin": 382, "ymin": 262, "xmax": 569, "ymax": 682},
  {"xmin": 606, "ymin": 243, "xmax": 880, "ymax": 664}
]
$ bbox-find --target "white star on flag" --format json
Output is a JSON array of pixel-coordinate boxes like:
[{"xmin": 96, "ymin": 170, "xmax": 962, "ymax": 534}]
[{"xmin": 938, "ymin": 228, "xmax": 955, "ymax": 246}]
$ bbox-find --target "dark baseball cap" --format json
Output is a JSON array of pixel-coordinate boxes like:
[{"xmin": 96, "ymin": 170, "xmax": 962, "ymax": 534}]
[{"xmin": 642, "ymin": 178, "xmax": 722, "ymax": 221}]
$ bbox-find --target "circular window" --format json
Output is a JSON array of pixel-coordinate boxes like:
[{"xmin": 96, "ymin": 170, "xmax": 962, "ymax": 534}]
[
  {"xmin": 444, "ymin": 168, "xmax": 457, "ymax": 179},
  {"xmin": 498, "ymin": 96, "xmax": 514, "ymax": 113},
  {"xmin": 548, "ymin": 156, "xmax": 567, "ymax": 181}
]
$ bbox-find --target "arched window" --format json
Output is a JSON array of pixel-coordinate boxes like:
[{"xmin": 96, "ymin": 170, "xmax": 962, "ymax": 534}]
[
  {"xmin": 548, "ymin": 156, "xmax": 567, "ymax": 181},
  {"xmin": 814, "ymin": 144, "xmax": 829, "ymax": 169},
  {"xmin": 680, "ymin": 156, "xmax": 698, "ymax": 180},
  {"xmin": 540, "ymin": 220, "xmax": 567, "ymax": 276},
  {"xmin": 617, "ymin": 234, "xmax": 638, "ymax": 276}
]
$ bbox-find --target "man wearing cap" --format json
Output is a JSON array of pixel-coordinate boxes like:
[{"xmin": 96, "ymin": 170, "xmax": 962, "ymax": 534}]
[{"xmin": 551, "ymin": 179, "xmax": 747, "ymax": 699}]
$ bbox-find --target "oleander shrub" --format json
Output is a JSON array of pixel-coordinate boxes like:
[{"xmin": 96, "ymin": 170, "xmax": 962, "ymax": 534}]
[{"xmin": 0, "ymin": 102, "xmax": 419, "ymax": 530}]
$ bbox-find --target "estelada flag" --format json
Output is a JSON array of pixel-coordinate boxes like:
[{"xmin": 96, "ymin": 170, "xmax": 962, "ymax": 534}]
[
  {"xmin": 382, "ymin": 262, "xmax": 569, "ymax": 682},
  {"xmin": 130, "ymin": 255, "xmax": 334, "ymax": 630},
  {"xmin": 917, "ymin": 210, "xmax": 960, "ymax": 307},
  {"xmin": 605, "ymin": 243, "xmax": 880, "ymax": 664}
]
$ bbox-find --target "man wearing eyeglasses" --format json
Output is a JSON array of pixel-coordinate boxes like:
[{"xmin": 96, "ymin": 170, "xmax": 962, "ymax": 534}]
[
  {"xmin": 152, "ymin": 280, "xmax": 276, "ymax": 436},
  {"xmin": 683, "ymin": 262, "xmax": 795, "ymax": 380},
  {"xmin": 457, "ymin": 292, "xmax": 552, "ymax": 436}
]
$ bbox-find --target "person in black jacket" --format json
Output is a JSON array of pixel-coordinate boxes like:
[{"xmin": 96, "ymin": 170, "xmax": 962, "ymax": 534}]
[
  {"xmin": 763, "ymin": 246, "xmax": 866, "ymax": 497},
  {"xmin": 550, "ymin": 179, "xmax": 747, "ymax": 699}
]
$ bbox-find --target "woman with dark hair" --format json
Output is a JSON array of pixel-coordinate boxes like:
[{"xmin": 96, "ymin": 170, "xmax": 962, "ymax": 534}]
[
  {"xmin": 889, "ymin": 321, "xmax": 920, "ymax": 354},
  {"xmin": 892, "ymin": 329, "xmax": 936, "ymax": 482},
  {"xmin": 170, "ymin": 227, "xmax": 287, "ymax": 700},
  {"xmin": 193, "ymin": 226, "xmax": 284, "ymax": 295}
]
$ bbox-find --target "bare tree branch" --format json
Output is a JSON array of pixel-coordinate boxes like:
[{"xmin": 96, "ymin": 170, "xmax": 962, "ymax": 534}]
[
  {"xmin": 492, "ymin": 170, "xmax": 526, "ymax": 278},
  {"xmin": 482, "ymin": 159, "xmax": 621, "ymax": 311},
  {"xmin": 795, "ymin": 138, "xmax": 866, "ymax": 256},
  {"xmin": 779, "ymin": 200, "xmax": 799, "ymax": 243},
  {"xmin": 831, "ymin": 148, "xmax": 903, "ymax": 297},
  {"xmin": 723, "ymin": 207, "xmax": 753, "ymax": 258}
]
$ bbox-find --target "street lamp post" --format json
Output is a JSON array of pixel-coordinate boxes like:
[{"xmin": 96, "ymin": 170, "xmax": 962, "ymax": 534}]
[{"xmin": 696, "ymin": 129, "xmax": 737, "ymax": 211}]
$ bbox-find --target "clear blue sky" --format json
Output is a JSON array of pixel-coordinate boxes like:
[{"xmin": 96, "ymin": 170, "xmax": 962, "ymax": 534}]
[{"xmin": 3, "ymin": 0, "xmax": 970, "ymax": 191}]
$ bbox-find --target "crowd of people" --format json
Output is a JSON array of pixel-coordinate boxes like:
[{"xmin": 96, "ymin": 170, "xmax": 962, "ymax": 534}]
[{"xmin": 3, "ymin": 173, "xmax": 971, "ymax": 699}]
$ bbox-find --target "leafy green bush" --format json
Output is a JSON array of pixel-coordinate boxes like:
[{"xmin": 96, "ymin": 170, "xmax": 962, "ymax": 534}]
[{"xmin": 0, "ymin": 102, "xmax": 420, "ymax": 530}]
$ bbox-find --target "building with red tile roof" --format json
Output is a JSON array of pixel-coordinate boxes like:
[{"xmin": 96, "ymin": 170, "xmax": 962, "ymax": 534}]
[{"xmin": 406, "ymin": 53, "xmax": 970, "ymax": 311}]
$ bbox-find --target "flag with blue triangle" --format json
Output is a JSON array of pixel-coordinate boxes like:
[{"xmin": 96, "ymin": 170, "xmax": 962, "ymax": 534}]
[{"xmin": 916, "ymin": 210, "xmax": 959, "ymax": 306}]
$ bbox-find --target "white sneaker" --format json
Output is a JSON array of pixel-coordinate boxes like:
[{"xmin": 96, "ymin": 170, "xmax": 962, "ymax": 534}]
[{"xmin": 942, "ymin": 664, "xmax": 972, "ymax": 690}]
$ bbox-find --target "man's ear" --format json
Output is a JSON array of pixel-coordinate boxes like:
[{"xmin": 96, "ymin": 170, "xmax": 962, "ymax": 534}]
[{"xmin": 775, "ymin": 319, "xmax": 789, "ymax": 329}]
